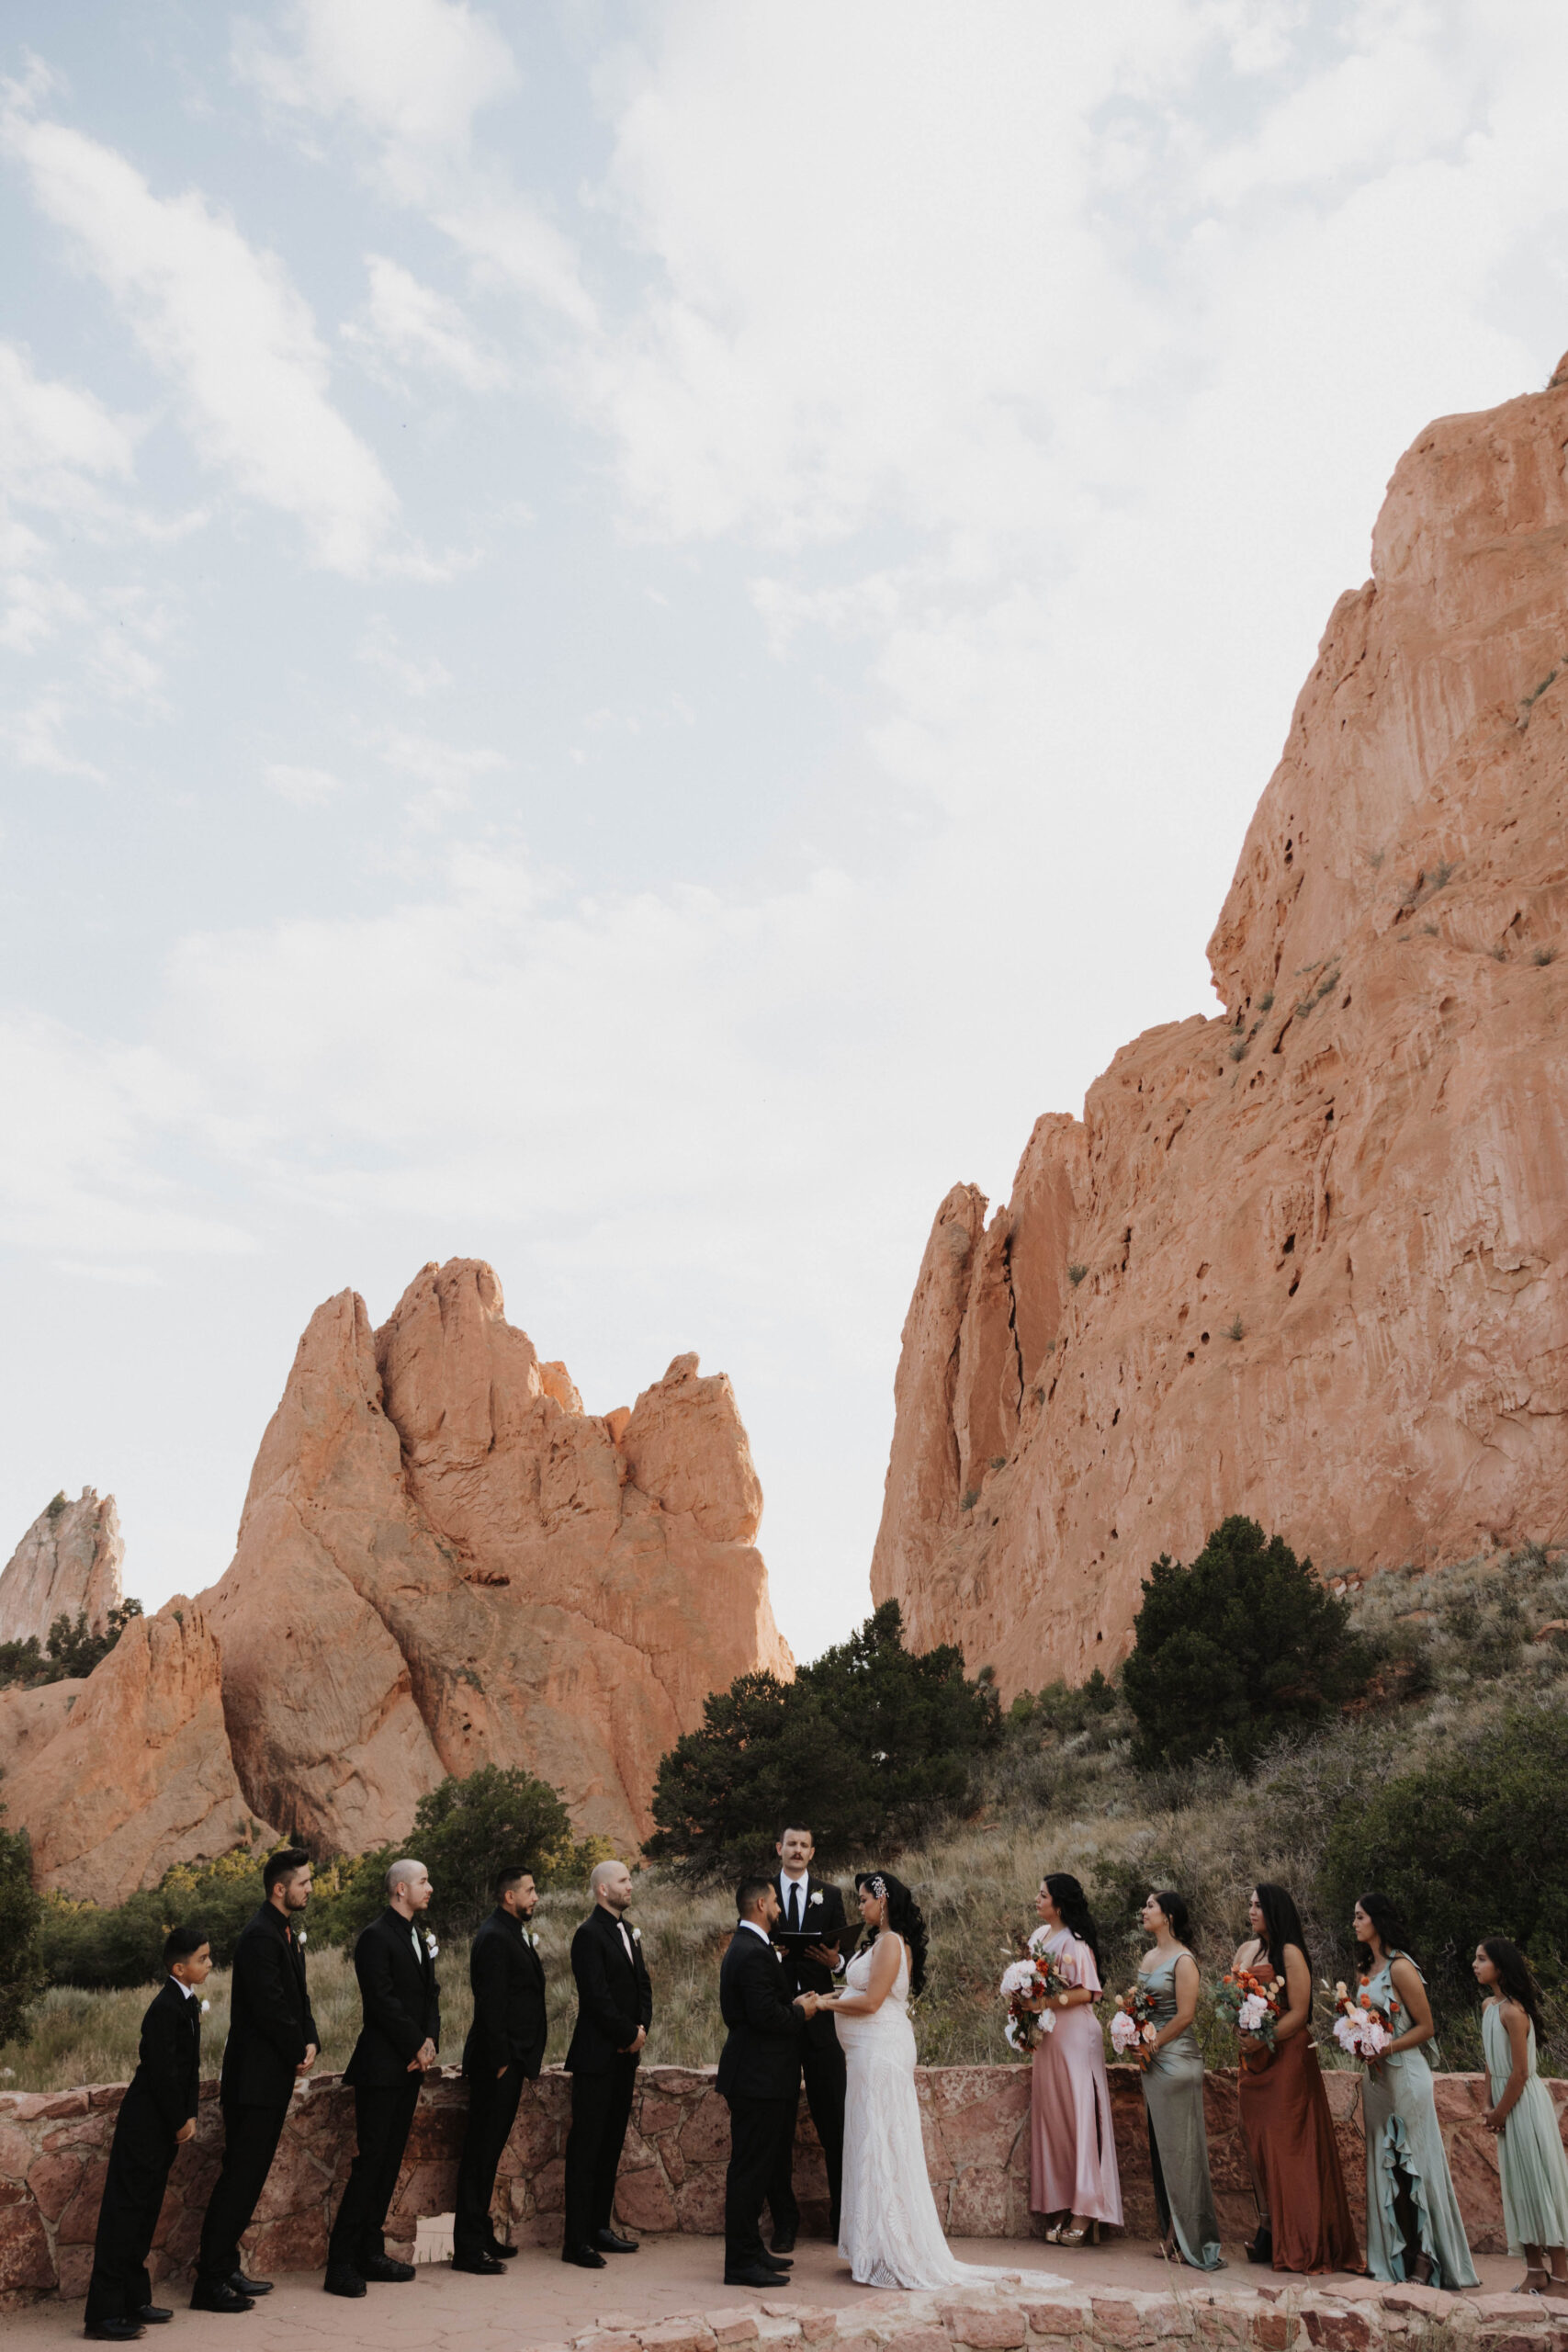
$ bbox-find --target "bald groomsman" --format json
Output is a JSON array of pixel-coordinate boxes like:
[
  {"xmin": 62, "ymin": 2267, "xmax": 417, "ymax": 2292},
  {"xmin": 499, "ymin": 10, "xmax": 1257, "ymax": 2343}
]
[{"xmin": 560, "ymin": 1859, "xmax": 652, "ymax": 2269}]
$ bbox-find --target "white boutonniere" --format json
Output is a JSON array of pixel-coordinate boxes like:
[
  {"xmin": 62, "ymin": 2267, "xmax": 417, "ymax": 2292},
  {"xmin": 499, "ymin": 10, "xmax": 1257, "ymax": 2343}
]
[
  {"xmin": 527, "ymin": 1931, "xmax": 540, "ymax": 1949},
  {"xmin": 424, "ymin": 1932, "xmax": 440, "ymax": 1959},
  {"xmin": 808, "ymin": 1891, "xmax": 822, "ymax": 1906},
  {"xmin": 631, "ymin": 1927, "xmax": 642, "ymax": 1944},
  {"xmin": 200, "ymin": 1999, "xmax": 211, "ymax": 2013},
  {"xmin": 296, "ymin": 1928, "xmax": 308, "ymax": 1947}
]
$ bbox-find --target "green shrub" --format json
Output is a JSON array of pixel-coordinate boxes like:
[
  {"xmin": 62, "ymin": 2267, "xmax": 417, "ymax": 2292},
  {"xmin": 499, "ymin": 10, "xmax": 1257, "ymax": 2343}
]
[
  {"xmin": 646, "ymin": 1600, "xmax": 1000, "ymax": 1877},
  {"xmin": 0, "ymin": 1600, "xmax": 143, "ymax": 1692},
  {"xmin": 1122, "ymin": 1516, "xmax": 1370, "ymax": 1773},
  {"xmin": 410, "ymin": 1764, "xmax": 596, "ymax": 1935},
  {"xmin": 1320, "ymin": 1704, "xmax": 1568, "ymax": 2001},
  {"xmin": 0, "ymin": 1807, "xmax": 44, "ymax": 2041},
  {"xmin": 37, "ymin": 1847, "xmax": 275, "ymax": 1989}
]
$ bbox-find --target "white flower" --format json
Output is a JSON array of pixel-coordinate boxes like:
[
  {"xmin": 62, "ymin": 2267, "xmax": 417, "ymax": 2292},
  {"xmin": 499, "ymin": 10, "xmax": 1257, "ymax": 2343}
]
[
  {"xmin": 1040, "ymin": 2009, "xmax": 1055, "ymax": 2034},
  {"xmin": 527, "ymin": 1932, "xmax": 539, "ymax": 1948},
  {"xmin": 1141, "ymin": 2023, "xmax": 1158, "ymax": 2044},
  {"xmin": 808, "ymin": 1891, "xmax": 822, "ymax": 1905},
  {"xmin": 632, "ymin": 1927, "xmax": 642, "ymax": 1942},
  {"xmin": 296, "ymin": 1929, "xmax": 308, "ymax": 1947},
  {"xmin": 1236, "ymin": 1994, "xmax": 1269, "ymax": 2033},
  {"xmin": 200, "ymin": 2000, "xmax": 211, "ymax": 2014},
  {"xmin": 999, "ymin": 1961, "xmax": 1038, "ymax": 1996},
  {"xmin": 1332, "ymin": 2016, "xmax": 1359, "ymax": 2054},
  {"xmin": 424, "ymin": 1933, "xmax": 440, "ymax": 1958},
  {"xmin": 1110, "ymin": 2013, "xmax": 1139, "ymax": 2055}
]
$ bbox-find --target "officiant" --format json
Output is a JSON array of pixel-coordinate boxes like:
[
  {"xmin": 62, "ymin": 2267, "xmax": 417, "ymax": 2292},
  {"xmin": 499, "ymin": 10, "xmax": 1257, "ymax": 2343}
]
[{"xmin": 767, "ymin": 1823, "xmax": 848, "ymax": 2250}]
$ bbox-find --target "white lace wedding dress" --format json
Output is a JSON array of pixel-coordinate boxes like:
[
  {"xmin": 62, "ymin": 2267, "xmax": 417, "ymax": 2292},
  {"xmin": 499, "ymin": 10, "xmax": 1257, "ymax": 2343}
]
[{"xmin": 836, "ymin": 1938, "xmax": 1065, "ymax": 2290}]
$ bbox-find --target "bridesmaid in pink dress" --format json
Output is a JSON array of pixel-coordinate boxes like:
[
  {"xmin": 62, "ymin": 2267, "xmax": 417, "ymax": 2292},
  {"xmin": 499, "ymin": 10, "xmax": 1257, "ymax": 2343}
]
[{"xmin": 1029, "ymin": 1873, "xmax": 1123, "ymax": 2246}]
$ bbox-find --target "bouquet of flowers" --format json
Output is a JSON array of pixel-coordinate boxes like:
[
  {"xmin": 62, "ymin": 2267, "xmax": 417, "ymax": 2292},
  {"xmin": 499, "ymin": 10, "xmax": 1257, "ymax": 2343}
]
[
  {"xmin": 1329, "ymin": 1977, "xmax": 1401, "ymax": 2064},
  {"xmin": 999, "ymin": 1937, "xmax": 1076, "ymax": 2053},
  {"xmin": 1215, "ymin": 1966, "xmax": 1281, "ymax": 2052},
  {"xmin": 1110, "ymin": 1983, "xmax": 1159, "ymax": 2067}
]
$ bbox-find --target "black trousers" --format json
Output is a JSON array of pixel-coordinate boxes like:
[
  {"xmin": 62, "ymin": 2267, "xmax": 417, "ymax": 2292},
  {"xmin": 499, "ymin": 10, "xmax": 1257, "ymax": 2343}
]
[
  {"xmin": 327, "ymin": 2077, "xmax": 423, "ymax": 2272},
  {"xmin": 727, "ymin": 2094, "xmax": 796, "ymax": 2268},
  {"xmin": 84, "ymin": 2099, "xmax": 177, "ymax": 2324},
  {"xmin": 195, "ymin": 2100, "xmax": 288, "ymax": 2284},
  {"xmin": 562, "ymin": 2058, "xmax": 638, "ymax": 2252},
  {"xmin": 453, "ymin": 2063, "xmax": 525, "ymax": 2259},
  {"xmin": 767, "ymin": 2029, "xmax": 846, "ymax": 2238}
]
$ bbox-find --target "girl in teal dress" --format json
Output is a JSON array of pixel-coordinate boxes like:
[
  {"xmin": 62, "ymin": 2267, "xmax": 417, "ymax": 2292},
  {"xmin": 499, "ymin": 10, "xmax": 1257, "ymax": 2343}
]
[
  {"xmin": 1135, "ymin": 1892, "xmax": 1224, "ymax": 2270},
  {"xmin": 1352, "ymin": 1894, "xmax": 1478, "ymax": 2290},
  {"xmin": 1473, "ymin": 1938, "xmax": 1568, "ymax": 2297}
]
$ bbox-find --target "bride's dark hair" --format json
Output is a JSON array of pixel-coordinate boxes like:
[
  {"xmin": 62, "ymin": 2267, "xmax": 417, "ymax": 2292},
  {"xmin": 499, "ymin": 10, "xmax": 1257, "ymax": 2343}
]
[{"xmin": 856, "ymin": 1871, "xmax": 930, "ymax": 1997}]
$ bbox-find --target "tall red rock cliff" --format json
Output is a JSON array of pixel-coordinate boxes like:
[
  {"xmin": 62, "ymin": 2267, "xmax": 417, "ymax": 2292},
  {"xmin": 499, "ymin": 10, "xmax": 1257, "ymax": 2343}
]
[
  {"xmin": 872, "ymin": 359, "xmax": 1568, "ymax": 1694},
  {"xmin": 0, "ymin": 1488, "xmax": 122, "ymax": 1646},
  {"xmin": 205, "ymin": 1259, "xmax": 791, "ymax": 1857}
]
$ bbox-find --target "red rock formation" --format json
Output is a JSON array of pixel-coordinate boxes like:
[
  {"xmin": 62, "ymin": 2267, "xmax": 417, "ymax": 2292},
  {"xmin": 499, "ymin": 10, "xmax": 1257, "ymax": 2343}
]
[
  {"xmin": 207, "ymin": 1259, "xmax": 791, "ymax": 1857},
  {"xmin": 0, "ymin": 1488, "xmax": 122, "ymax": 1647},
  {"xmin": 873, "ymin": 360, "xmax": 1568, "ymax": 1694},
  {"xmin": 3, "ymin": 1600, "xmax": 262, "ymax": 1904}
]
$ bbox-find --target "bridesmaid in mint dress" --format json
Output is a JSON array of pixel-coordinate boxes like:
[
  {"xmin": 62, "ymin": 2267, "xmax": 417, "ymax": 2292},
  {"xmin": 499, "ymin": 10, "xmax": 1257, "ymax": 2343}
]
[
  {"xmin": 1352, "ymin": 1894, "xmax": 1478, "ymax": 2290},
  {"xmin": 1474, "ymin": 1937, "xmax": 1568, "ymax": 2296},
  {"xmin": 1135, "ymin": 1892, "xmax": 1224, "ymax": 2269}
]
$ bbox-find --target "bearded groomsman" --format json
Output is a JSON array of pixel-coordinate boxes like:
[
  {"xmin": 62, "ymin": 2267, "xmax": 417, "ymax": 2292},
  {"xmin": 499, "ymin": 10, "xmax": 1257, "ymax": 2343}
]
[
  {"xmin": 560, "ymin": 1859, "xmax": 652, "ymax": 2269},
  {"xmin": 717, "ymin": 1877, "xmax": 806, "ymax": 2289},
  {"xmin": 192, "ymin": 1848, "xmax": 318, "ymax": 2312},
  {"xmin": 767, "ymin": 1823, "xmax": 848, "ymax": 2251},
  {"xmin": 451, "ymin": 1866, "xmax": 547, "ymax": 2274},
  {"xmin": 324, "ymin": 1860, "xmax": 440, "ymax": 2299}
]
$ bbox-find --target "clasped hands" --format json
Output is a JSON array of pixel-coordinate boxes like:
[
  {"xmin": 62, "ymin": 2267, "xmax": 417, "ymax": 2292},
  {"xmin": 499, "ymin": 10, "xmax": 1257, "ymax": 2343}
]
[{"xmin": 404, "ymin": 2037, "xmax": 439, "ymax": 2073}]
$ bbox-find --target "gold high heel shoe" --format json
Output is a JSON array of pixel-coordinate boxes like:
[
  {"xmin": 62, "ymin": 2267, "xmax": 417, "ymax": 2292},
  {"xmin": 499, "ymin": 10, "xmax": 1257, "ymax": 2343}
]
[{"xmin": 1056, "ymin": 2220, "xmax": 1100, "ymax": 2248}]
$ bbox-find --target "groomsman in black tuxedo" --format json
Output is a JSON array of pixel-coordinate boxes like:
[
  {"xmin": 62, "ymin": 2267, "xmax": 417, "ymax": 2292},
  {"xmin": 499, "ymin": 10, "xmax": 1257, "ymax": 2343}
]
[
  {"xmin": 767, "ymin": 1823, "xmax": 848, "ymax": 2251},
  {"xmin": 717, "ymin": 1877, "xmax": 807, "ymax": 2289},
  {"xmin": 84, "ymin": 1926, "xmax": 210, "ymax": 2341},
  {"xmin": 324, "ymin": 1859, "xmax": 440, "ymax": 2299},
  {"xmin": 452, "ymin": 1865, "xmax": 547, "ymax": 2274},
  {"xmin": 560, "ymin": 1858, "xmax": 652, "ymax": 2269},
  {"xmin": 192, "ymin": 1847, "xmax": 319, "ymax": 2312}
]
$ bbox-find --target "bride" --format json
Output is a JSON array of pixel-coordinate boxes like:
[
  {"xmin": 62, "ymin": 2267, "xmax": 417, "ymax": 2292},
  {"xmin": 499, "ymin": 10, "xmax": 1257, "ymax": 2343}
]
[{"xmin": 804, "ymin": 1871, "xmax": 1064, "ymax": 2292}]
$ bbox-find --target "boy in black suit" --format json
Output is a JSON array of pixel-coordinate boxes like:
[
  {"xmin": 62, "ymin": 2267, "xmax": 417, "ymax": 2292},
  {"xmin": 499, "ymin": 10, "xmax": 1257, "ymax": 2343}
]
[
  {"xmin": 767, "ymin": 1823, "xmax": 849, "ymax": 2249},
  {"xmin": 84, "ymin": 1926, "xmax": 210, "ymax": 2342},
  {"xmin": 324, "ymin": 1858, "xmax": 440, "ymax": 2299},
  {"xmin": 192, "ymin": 1846, "xmax": 319, "ymax": 2312},
  {"xmin": 452, "ymin": 1864, "xmax": 547, "ymax": 2273},
  {"xmin": 716, "ymin": 1877, "xmax": 808, "ymax": 2288},
  {"xmin": 560, "ymin": 1857, "xmax": 652, "ymax": 2268}
]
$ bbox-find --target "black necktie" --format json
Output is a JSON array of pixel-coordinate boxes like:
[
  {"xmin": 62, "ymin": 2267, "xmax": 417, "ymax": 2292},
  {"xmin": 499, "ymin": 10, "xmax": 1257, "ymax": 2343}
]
[{"xmin": 788, "ymin": 1881, "xmax": 801, "ymax": 1934}]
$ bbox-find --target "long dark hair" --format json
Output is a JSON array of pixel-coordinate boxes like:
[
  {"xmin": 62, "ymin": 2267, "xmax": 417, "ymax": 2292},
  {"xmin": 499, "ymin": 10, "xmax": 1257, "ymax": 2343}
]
[
  {"xmin": 1043, "ymin": 1871, "xmax": 1102, "ymax": 1969},
  {"xmin": 856, "ymin": 1871, "xmax": 930, "ymax": 1998},
  {"xmin": 1354, "ymin": 1890, "xmax": 1416, "ymax": 1977},
  {"xmin": 1480, "ymin": 1938, "xmax": 1543, "ymax": 2036},
  {"xmin": 1253, "ymin": 1882, "xmax": 1312, "ymax": 1979},
  {"xmin": 1150, "ymin": 1889, "xmax": 1193, "ymax": 1947}
]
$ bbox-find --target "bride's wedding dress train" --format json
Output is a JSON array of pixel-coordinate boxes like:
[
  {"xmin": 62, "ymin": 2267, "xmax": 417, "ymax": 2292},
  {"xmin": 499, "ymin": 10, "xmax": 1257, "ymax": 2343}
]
[{"xmin": 835, "ymin": 1941, "xmax": 1067, "ymax": 2291}]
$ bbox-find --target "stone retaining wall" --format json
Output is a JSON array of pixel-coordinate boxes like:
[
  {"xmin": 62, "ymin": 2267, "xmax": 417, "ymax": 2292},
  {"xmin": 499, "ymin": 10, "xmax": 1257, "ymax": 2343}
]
[{"xmin": 0, "ymin": 2064, "xmax": 1559, "ymax": 2304}]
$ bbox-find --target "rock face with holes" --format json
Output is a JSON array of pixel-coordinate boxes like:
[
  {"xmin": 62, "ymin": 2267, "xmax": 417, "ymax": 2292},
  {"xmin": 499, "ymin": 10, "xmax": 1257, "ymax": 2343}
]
[
  {"xmin": 202, "ymin": 1259, "xmax": 791, "ymax": 1858},
  {"xmin": 0, "ymin": 1488, "xmax": 123, "ymax": 1648},
  {"xmin": 873, "ymin": 358, "xmax": 1568, "ymax": 1693}
]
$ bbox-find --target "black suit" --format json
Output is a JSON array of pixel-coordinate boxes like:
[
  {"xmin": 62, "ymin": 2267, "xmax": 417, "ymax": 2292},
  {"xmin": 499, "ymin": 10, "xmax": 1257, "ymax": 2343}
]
[
  {"xmin": 454, "ymin": 1908, "xmax": 547, "ymax": 2260},
  {"xmin": 561, "ymin": 1905, "xmax": 652, "ymax": 2253},
  {"xmin": 716, "ymin": 1924, "xmax": 804, "ymax": 2270},
  {"xmin": 768, "ymin": 1872, "xmax": 849, "ymax": 2239},
  {"xmin": 196, "ymin": 1902, "xmax": 319, "ymax": 2287},
  {"xmin": 85, "ymin": 1979, "xmax": 201, "ymax": 2324},
  {"xmin": 327, "ymin": 1909, "xmax": 441, "ymax": 2274}
]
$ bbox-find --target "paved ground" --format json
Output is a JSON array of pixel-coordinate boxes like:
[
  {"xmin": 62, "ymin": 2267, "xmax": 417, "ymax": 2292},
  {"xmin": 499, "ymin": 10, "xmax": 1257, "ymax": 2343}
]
[{"xmin": 7, "ymin": 2237, "xmax": 1530, "ymax": 2349}]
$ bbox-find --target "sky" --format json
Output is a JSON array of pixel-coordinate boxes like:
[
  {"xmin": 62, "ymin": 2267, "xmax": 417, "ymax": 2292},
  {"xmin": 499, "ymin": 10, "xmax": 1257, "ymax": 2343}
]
[{"xmin": 2, "ymin": 1, "xmax": 1566, "ymax": 1667}]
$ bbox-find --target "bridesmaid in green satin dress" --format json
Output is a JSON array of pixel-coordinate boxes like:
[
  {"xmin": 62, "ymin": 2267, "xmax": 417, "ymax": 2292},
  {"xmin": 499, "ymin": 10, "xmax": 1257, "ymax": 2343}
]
[
  {"xmin": 1353, "ymin": 1894, "xmax": 1477, "ymax": 2290},
  {"xmin": 1135, "ymin": 1892, "xmax": 1224, "ymax": 2270},
  {"xmin": 1473, "ymin": 1938, "xmax": 1568, "ymax": 2297}
]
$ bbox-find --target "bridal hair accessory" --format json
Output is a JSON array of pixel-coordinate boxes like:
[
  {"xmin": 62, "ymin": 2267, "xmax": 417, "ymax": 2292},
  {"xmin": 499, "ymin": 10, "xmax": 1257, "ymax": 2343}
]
[{"xmin": 871, "ymin": 1875, "xmax": 888, "ymax": 1902}]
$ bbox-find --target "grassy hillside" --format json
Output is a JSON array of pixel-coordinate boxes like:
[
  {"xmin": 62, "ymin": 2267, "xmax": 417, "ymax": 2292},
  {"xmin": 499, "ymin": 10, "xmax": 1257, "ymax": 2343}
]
[{"xmin": 2, "ymin": 1545, "xmax": 1563, "ymax": 2092}]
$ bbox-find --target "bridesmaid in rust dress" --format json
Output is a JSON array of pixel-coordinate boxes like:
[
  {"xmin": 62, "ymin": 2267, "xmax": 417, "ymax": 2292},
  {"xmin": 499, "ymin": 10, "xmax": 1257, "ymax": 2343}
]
[{"xmin": 1234, "ymin": 1883, "xmax": 1362, "ymax": 2275}]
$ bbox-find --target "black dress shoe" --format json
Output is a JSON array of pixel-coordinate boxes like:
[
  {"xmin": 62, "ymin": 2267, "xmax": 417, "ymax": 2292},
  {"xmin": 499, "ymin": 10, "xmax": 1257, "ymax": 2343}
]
[
  {"xmin": 595, "ymin": 2228, "xmax": 639, "ymax": 2253},
  {"xmin": 562, "ymin": 2245, "xmax": 606, "ymax": 2268},
  {"xmin": 230, "ymin": 2273, "xmax": 273, "ymax": 2296},
  {"xmin": 451, "ymin": 2253, "xmax": 505, "ymax": 2276},
  {"xmin": 488, "ymin": 2240, "xmax": 519, "ymax": 2258},
  {"xmin": 189, "ymin": 2283, "xmax": 254, "ymax": 2314},
  {"xmin": 85, "ymin": 2323, "xmax": 144, "ymax": 2342},
  {"xmin": 763, "ymin": 2254, "xmax": 793, "ymax": 2267},
  {"xmin": 725, "ymin": 2265, "xmax": 788, "ymax": 2289},
  {"xmin": 323, "ymin": 2267, "xmax": 367, "ymax": 2299},
  {"xmin": 771, "ymin": 2233, "xmax": 796, "ymax": 2255},
  {"xmin": 134, "ymin": 2310, "xmax": 173, "ymax": 2325},
  {"xmin": 362, "ymin": 2254, "xmax": 415, "ymax": 2283}
]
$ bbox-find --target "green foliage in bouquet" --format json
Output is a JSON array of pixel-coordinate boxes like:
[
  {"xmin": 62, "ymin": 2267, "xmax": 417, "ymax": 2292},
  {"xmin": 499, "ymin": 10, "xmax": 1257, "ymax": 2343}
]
[
  {"xmin": 646, "ymin": 1600, "xmax": 1001, "ymax": 1877},
  {"xmin": 1122, "ymin": 1515, "xmax": 1371, "ymax": 1772}
]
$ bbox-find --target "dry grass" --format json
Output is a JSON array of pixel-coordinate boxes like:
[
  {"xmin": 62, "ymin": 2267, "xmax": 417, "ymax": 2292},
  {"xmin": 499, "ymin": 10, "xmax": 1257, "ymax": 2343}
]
[{"xmin": 5, "ymin": 1546, "xmax": 1564, "ymax": 2094}]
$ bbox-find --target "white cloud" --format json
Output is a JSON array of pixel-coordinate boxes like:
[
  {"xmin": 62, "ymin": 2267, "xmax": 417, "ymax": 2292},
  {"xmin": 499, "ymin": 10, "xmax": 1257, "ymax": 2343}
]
[
  {"xmin": 1, "ymin": 694, "xmax": 102, "ymax": 776},
  {"xmin": 0, "ymin": 339, "xmax": 136, "ymax": 514},
  {"xmin": 344, "ymin": 253, "xmax": 509, "ymax": 390},
  {"xmin": 2, "ymin": 102, "xmax": 400, "ymax": 572},
  {"xmin": 355, "ymin": 613, "xmax": 453, "ymax": 694},
  {"xmin": 265, "ymin": 763, "xmax": 347, "ymax": 806}
]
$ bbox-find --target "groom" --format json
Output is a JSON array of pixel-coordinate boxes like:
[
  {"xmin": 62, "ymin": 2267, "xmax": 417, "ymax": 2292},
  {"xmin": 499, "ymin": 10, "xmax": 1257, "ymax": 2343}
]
[{"xmin": 717, "ymin": 1877, "xmax": 808, "ymax": 2288}]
